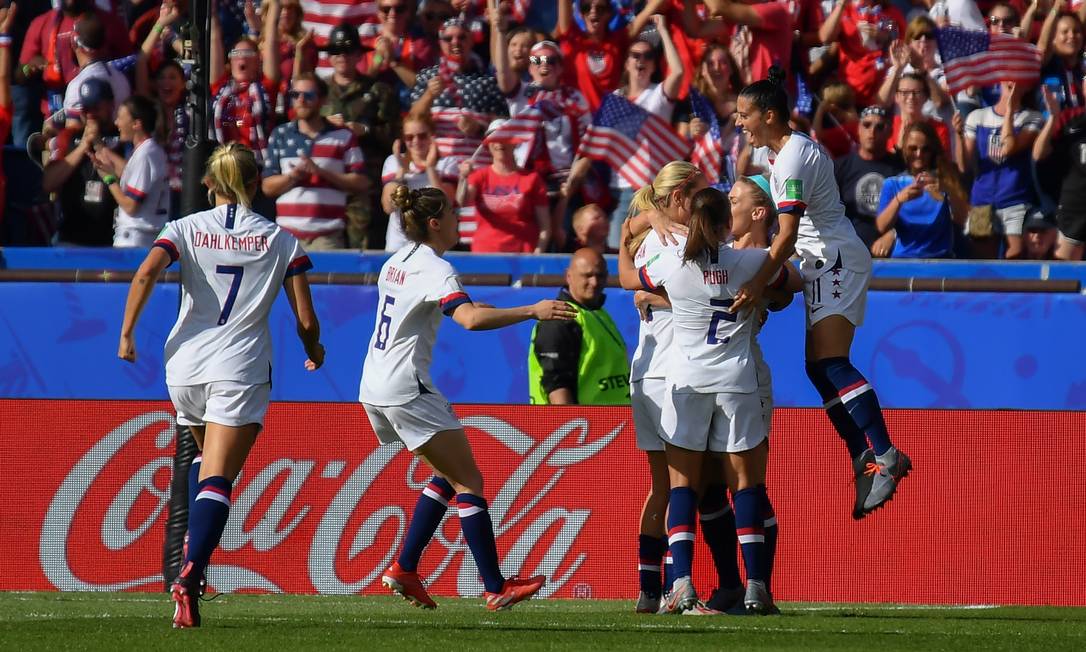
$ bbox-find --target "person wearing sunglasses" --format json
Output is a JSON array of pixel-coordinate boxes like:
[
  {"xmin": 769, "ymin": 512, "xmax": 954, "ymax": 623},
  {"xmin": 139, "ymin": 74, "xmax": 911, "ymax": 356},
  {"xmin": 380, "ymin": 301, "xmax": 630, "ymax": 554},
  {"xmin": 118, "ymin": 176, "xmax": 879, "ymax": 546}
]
[
  {"xmin": 876, "ymin": 122, "xmax": 969, "ymax": 258},
  {"xmin": 360, "ymin": 0, "xmax": 429, "ymax": 89},
  {"xmin": 555, "ymin": 0, "xmax": 668, "ymax": 111},
  {"xmin": 262, "ymin": 73, "xmax": 369, "ymax": 251},
  {"xmin": 410, "ymin": 18, "xmax": 508, "ymax": 148},
  {"xmin": 382, "ymin": 112, "xmax": 458, "ymax": 251},
  {"xmin": 876, "ymin": 15, "xmax": 951, "ymax": 115},
  {"xmin": 833, "ymin": 106, "xmax": 905, "ymax": 252},
  {"xmin": 494, "ymin": 33, "xmax": 592, "ymax": 247},
  {"xmin": 320, "ymin": 23, "xmax": 400, "ymax": 249},
  {"xmin": 208, "ymin": 0, "xmax": 282, "ymax": 167}
]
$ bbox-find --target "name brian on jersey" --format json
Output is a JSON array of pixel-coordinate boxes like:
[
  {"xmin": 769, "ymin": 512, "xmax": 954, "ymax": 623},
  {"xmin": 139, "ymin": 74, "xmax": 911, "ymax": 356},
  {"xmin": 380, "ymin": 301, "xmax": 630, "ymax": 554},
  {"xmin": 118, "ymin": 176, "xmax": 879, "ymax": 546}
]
[
  {"xmin": 385, "ymin": 266, "xmax": 407, "ymax": 285},
  {"xmin": 703, "ymin": 268, "xmax": 728, "ymax": 285},
  {"xmin": 193, "ymin": 231, "xmax": 270, "ymax": 252}
]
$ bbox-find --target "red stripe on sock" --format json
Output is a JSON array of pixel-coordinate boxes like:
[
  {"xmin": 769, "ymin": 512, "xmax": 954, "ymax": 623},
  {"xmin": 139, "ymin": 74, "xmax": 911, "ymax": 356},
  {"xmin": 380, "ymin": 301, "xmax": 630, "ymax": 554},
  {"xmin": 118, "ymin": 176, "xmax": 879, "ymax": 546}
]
[{"xmin": 838, "ymin": 380, "xmax": 867, "ymax": 398}]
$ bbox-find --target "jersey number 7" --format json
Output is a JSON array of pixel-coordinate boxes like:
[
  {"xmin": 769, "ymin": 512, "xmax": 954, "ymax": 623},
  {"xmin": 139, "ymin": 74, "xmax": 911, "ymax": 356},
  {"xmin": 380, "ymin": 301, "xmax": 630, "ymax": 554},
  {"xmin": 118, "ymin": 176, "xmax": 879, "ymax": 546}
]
[{"xmin": 215, "ymin": 265, "xmax": 244, "ymax": 325}]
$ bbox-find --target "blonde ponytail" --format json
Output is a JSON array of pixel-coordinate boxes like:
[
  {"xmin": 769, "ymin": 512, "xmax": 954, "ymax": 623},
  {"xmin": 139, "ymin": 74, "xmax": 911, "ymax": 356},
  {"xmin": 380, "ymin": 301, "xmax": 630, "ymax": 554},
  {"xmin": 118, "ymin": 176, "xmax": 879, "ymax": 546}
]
[{"xmin": 205, "ymin": 143, "xmax": 260, "ymax": 208}]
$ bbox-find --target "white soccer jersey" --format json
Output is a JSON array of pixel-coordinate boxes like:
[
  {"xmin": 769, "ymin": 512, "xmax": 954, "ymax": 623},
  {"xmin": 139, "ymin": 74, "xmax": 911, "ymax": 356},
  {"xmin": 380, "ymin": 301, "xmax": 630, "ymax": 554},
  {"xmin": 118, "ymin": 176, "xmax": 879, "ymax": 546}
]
[
  {"xmin": 639, "ymin": 243, "xmax": 778, "ymax": 393},
  {"xmin": 769, "ymin": 131, "xmax": 872, "ymax": 278},
  {"xmin": 358, "ymin": 243, "xmax": 472, "ymax": 407},
  {"xmin": 629, "ymin": 234, "xmax": 683, "ymax": 383},
  {"xmin": 153, "ymin": 204, "xmax": 312, "ymax": 386},
  {"xmin": 115, "ymin": 138, "xmax": 171, "ymax": 242}
]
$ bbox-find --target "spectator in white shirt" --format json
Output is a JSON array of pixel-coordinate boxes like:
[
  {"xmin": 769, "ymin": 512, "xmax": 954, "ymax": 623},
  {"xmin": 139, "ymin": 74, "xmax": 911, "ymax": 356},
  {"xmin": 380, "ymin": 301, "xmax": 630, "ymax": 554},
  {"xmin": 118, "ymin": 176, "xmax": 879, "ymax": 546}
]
[{"xmin": 91, "ymin": 94, "xmax": 170, "ymax": 248}]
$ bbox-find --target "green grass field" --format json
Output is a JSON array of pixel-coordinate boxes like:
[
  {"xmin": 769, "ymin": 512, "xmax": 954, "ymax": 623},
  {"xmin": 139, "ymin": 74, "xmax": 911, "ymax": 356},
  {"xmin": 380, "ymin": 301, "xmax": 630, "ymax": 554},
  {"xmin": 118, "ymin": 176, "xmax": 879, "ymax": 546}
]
[{"xmin": 2, "ymin": 592, "xmax": 1084, "ymax": 651}]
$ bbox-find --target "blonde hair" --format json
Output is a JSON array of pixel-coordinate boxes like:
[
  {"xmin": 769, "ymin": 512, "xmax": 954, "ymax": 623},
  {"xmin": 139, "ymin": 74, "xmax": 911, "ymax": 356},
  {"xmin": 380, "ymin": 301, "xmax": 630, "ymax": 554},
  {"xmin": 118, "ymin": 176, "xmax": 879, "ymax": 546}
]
[
  {"xmin": 391, "ymin": 185, "xmax": 449, "ymax": 242},
  {"xmin": 403, "ymin": 110, "xmax": 436, "ymax": 134},
  {"xmin": 821, "ymin": 81, "xmax": 855, "ymax": 110},
  {"xmin": 626, "ymin": 161, "xmax": 702, "ymax": 254},
  {"xmin": 205, "ymin": 143, "xmax": 260, "ymax": 207}
]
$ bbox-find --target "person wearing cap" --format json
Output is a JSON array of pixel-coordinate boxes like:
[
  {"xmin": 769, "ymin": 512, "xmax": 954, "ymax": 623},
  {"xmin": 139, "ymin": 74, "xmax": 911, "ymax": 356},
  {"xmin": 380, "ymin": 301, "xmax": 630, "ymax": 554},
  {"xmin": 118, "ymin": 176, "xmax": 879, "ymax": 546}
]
[
  {"xmin": 263, "ymin": 73, "xmax": 368, "ymax": 250},
  {"xmin": 321, "ymin": 22, "xmax": 400, "ymax": 249},
  {"xmin": 42, "ymin": 76, "xmax": 123, "ymax": 246},
  {"xmin": 410, "ymin": 17, "xmax": 507, "ymax": 120},
  {"xmin": 17, "ymin": 0, "xmax": 131, "ymax": 123},
  {"xmin": 208, "ymin": 0, "xmax": 282, "ymax": 166},
  {"xmin": 90, "ymin": 94, "xmax": 170, "ymax": 248},
  {"xmin": 456, "ymin": 118, "xmax": 551, "ymax": 253},
  {"xmin": 61, "ymin": 12, "xmax": 131, "ymax": 125},
  {"xmin": 833, "ymin": 105, "xmax": 905, "ymax": 250}
]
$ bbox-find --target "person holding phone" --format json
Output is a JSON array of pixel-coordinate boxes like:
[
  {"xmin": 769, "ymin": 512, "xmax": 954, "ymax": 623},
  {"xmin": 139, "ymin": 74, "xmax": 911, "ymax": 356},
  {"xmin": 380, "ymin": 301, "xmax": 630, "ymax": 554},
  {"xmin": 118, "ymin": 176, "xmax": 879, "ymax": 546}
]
[{"xmin": 876, "ymin": 122, "xmax": 970, "ymax": 258}]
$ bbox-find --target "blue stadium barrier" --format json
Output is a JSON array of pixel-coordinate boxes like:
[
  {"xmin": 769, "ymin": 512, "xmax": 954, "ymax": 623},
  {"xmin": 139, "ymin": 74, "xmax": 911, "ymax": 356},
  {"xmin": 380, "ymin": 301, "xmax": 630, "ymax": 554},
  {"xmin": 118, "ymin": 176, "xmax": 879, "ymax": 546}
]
[
  {"xmin": 1, "ymin": 280, "xmax": 1083, "ymax": 410},
  {"xmin": 3, "ymin": 247, "xmax": 1086, "ymax": 284}
]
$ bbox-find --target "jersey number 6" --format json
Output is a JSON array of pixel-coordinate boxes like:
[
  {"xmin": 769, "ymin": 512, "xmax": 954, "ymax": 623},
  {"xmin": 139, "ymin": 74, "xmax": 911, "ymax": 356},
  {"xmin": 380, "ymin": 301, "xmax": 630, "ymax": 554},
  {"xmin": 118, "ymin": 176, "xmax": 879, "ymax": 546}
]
[
  {"xmin": 374, "ymin": 295, "xmax": 396, "ymax": 350},
  {"xmin": 215, "ymin": 265, "xmax": 245, "ymax": 326},
  {"xmin": 707, "ymin": 298, "xmax": 736, "ymax": 345}
]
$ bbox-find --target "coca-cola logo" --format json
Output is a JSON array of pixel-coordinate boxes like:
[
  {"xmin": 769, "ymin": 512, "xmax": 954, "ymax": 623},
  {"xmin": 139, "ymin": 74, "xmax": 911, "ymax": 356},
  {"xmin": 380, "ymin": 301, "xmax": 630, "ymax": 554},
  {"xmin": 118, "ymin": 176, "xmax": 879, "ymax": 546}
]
[{"xmin": 39, "ymin": 409, "xmax": 624, "ymax": 596}]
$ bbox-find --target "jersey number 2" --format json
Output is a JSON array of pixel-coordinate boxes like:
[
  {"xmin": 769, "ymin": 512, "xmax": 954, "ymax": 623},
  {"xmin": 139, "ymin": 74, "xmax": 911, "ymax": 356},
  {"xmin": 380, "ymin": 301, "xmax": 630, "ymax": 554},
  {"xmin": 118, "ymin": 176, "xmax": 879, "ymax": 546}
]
[
  {"xmin": 215, "ymin": 265, "xmax": 244, "ymax": 326},
  {"xmin": 374, "ymin": 296, "xmax": 396, "ymax": 350},
  {"xmin": 707, "ymin": 298, "xmax": 736, "ymax": 344}
]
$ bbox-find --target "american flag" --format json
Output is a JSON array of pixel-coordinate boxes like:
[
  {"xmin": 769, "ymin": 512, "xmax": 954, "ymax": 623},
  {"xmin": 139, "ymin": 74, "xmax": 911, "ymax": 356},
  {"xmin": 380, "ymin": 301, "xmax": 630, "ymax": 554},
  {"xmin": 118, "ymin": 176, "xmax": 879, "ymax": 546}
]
[
  {"xmin": 301, "ymin": 0, "xmax": 378, "ymax": 77},
  {"xmin": 431, "ymin": 107, "xmax": 491, "ymax": 160},
  {"xmin": 936, "ymin": 27, "xmax": 1041, "ymax": 95},
  {"xmin": 576, "ymin": 95, "xmax": 690, "ymax": 189},
  {"xmin": 688, "ymin": 89, "xmax": 723, "ymax": 186},
  {"xmin": 471, "ymin": 101, "xmax": 562, "ymax": 165}
]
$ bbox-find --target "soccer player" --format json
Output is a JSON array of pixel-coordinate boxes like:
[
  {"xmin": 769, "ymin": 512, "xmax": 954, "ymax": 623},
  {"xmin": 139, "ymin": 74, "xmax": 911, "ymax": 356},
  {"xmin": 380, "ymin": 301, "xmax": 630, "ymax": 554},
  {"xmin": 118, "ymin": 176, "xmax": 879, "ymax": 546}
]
[
  {"xmin": 623, "ymin": 186, "xmax": 799, "ymax": 614},
  {"xmin": 732, "ymin": 68, "xmax": 912, "ymax": 519},
  {"xmin": 362, "ymin": 186, "xmax": 576, "ymax": 610},
  {"xmin": 117, "ymin": 143, "xmax": 325, "ymax": 628},
  {"xmin": 621, "ymin": 161, "xmax": 748, "ymax": 615}
]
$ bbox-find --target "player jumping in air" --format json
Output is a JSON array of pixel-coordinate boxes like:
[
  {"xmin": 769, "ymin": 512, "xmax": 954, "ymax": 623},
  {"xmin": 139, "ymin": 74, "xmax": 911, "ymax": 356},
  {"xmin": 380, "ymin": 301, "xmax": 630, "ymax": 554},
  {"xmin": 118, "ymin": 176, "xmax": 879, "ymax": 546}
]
[{"xmin": 732, "ymin": 68, "xmax": 913, "ymax": 519}]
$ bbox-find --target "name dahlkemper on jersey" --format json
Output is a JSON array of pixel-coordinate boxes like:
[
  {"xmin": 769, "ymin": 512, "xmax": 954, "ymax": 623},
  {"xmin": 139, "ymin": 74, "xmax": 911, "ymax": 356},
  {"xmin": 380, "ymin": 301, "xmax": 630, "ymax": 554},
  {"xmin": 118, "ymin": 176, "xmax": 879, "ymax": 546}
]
[{"xmin": 192, "ymin": 231, "xmax": 270, "ymax": 252}]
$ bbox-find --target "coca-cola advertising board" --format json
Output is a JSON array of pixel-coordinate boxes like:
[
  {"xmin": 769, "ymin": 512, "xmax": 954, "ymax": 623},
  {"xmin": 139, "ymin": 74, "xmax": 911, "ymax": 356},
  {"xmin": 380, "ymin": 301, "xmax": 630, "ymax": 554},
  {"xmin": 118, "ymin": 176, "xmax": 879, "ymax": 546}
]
[{"xmin": 3, "ymin": 400, "xmax": 1084, "ymax": 605}]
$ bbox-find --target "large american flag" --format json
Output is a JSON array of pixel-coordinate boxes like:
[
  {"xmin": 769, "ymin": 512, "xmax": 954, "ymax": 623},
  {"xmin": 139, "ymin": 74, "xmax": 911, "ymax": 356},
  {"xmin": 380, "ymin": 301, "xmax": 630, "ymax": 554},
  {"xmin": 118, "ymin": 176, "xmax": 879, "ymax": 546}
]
[
  {"xmin": 688, "ymin": 89, "xmax": 723, "ymax": 186},
  {"xmin": 576, "ymin": 95, "xmax": 691, "ymax": 189},
  {"xmin": 471, "ymin": 101, "xmax": 565, "ymax": 165},
  {"xmin": 936, "ymin": 27, "xmax": 1042, "ymax": 95},
  {"xmin": 431, "ymin": 107, "xmax": 491, "ymax": 160}
]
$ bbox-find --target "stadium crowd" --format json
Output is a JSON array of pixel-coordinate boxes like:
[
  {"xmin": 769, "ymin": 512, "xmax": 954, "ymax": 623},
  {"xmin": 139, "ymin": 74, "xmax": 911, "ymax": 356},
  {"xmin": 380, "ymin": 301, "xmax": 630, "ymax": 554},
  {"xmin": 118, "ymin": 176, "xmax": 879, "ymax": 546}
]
[{"xmin": 3, "ymin": 0, "xmax": 1085, "ymax": 260}]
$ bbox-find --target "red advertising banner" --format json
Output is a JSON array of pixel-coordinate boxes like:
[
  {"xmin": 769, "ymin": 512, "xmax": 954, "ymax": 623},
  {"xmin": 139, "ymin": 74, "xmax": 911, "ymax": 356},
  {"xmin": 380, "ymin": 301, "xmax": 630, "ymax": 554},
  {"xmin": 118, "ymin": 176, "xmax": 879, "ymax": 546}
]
[{"xmin": 2, "ymin": 400, "xmax": 1084, "ymax": 605}]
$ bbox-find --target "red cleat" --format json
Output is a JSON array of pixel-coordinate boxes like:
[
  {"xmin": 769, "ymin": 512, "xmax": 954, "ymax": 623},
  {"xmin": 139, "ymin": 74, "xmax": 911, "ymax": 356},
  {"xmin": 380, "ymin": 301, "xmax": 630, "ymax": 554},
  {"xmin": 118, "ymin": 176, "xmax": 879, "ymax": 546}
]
[
  {"xmin": 485, "ymin": 575, "xmax": 546, "ymax": 611},
  {"xmin": 170, "ymin": 567, "xmax": 201, "ymax": 628},
  {"xmin": 382, "ymin": 562, "xmax": 437, "ymax": 609}
]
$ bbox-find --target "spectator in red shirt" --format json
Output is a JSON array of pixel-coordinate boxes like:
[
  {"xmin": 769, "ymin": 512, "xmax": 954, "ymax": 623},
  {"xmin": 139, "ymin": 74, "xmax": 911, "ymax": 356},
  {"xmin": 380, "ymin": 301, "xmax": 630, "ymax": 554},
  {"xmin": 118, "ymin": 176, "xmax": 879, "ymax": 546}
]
[
  {"xmin": 457, "ymin": 119, "xmax": 551, "ymax": 253},
  {"xmin": 17, "ymin": 0, "xmax": 132, "ymax": 117},
  {"xmin": 699, "ymin": 0, "xmax": 795, "ymax": 89},
  {"xmin": 0, "ymin": 3, "xmax": 15, "ymax": 231},
  {"xmin": 556, "ymin": 0, "xmax": 666, "ymax": 110},
  {"xmin": 888, "ymin": 72, "xmax": 951, "ymax": 155},
  {"xmin": 813, "ymin": 81, "xmax": 860, "ymax": 158},
  {"xmin": 210, "ymin": 0, "xmax": 282, "ymax": 166},
  {"xmin": 819, "ymin": 0, "xmax": 905, "ymax": 107}
]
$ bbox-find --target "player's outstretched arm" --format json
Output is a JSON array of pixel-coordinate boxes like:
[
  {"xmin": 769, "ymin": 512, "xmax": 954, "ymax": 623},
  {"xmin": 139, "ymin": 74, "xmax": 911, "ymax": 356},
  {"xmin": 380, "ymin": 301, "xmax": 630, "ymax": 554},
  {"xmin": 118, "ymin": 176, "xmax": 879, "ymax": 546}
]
[
  {"xmin": 732, "ymin": 212, "xmax": 798, "ymax": 313},
  {"xmin": 450, "ymin": 300, "xmax": 577, "ymax": 331},
  {"xmin": 118, "ymin": 247, "xmax": 172, "ymax": 363},
  {"xmin": 283, "ymin": 272, "xmax": 324, "ymax": 370}
]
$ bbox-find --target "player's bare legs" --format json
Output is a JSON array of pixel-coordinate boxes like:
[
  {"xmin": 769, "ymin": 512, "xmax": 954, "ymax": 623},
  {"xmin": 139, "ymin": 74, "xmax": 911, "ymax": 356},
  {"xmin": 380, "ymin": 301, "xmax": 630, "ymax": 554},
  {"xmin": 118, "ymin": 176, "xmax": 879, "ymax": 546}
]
[
  {"xmin": 806, "ymin": 316, "xmax": 912, "ymax": 518},
  {"xmin": 172, "ymin": 422, "xmax": 260, "ymax": 628},
  {"xmin": 384, "ymin": 429, "xmax": 545, "ymax": 610}
]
